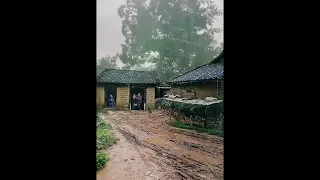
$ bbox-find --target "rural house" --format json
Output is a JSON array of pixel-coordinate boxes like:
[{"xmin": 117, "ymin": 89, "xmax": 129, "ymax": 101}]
[
  {"xmin": 97, "ymin": 69, "xmax": 160, "ymax": 110},
  {"xmin": 155, "ymin": 83, "xmax": 171, "ymax": 98},
  {"xmin": 166, "ymin": 51, "xmax": 224, "ymax": 100}
]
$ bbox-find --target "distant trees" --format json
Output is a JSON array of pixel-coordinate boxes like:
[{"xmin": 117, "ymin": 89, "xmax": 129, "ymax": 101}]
[
  {"xmin": 97, "ymin": 55, "xmax": 119, "ymax": 75},
  {"xmin": 117, "ymin": 0, "xmax": 223, "ymax": 81}
]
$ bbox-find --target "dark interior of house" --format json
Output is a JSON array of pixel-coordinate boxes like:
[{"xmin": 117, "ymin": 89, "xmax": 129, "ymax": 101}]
[
  {"xmin": 105, "ymin": 85, "xmax": 117, "ymax": 108},
  {"xmin": 159, "ymin": 89, "xmax": 169, "ymax": 98},
  {"xmin": 130, "ymin": 87, "xmax": 145, "ymax": 110}
]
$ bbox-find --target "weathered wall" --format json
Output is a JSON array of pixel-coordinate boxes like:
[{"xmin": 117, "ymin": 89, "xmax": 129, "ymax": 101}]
[
  {"xmin": 155, "ymin": 98, "xmax": 224, "ymax": 136},
  {"xmin": 168, "ymin": 87, "xmax": 182, "ymax": 96},
  {"xmin": 168, "ymin": 82, "xmax": 224, "ymax": 100},
  {"xmin": 96, "ymin": 86, "xmax": 105, "ymax": 106},
  {"xmin": 146, "ymin": 87, "xmax": 155, "ymax": 109},
  {"xmin": 116, "ymin": 86, "xmax": 130, "ymax": 109}
]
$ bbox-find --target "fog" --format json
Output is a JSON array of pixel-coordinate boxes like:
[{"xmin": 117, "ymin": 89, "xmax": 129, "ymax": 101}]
[{"xmin": 97, "ymin": 0, "xmax": 224, "ymax": 65}]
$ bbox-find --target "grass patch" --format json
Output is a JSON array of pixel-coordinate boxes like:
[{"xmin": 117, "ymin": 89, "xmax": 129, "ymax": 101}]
[
  {"xmin": 96, "ymin": 152, "xmax": 109, "ymax": 171},
  {"xmin": 96, "ymin": 114, "xmax": 112, "ymax": 129},
  {"xmin": 169, "ymin": 120, "xmax": 223, "ymax": 137},
  {"xmin": 96, "ymin": 113, "xmax": 117, "ymax": 171},
  {"xmin": 96, "ymin": 128, "xmax": 117, "ymax": 150},
  {"xmin": 96, "ymin": 119, "xmax": 112, "ymax": 129}
]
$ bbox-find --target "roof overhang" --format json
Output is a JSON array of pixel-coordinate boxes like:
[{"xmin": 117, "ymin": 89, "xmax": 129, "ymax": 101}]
[
  {"xmin": 168, "ymin": 78, "xmax": 223, "ymax": 85},
  {"xmin": 156, "ymin": 86, "xmax": 171, "ymax": 89}
]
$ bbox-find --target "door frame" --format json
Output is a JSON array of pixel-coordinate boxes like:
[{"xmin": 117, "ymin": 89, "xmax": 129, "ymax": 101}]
[
  {"xmin": 129, "ymin": 85, "xmax": 146, "ymax": 110},
  {"xmin": 104, "ymin": 85, "xmax": 117, "ymax": 108}
]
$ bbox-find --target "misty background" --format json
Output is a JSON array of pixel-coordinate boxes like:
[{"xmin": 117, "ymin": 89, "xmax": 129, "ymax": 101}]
[{"xmin": 97, "ymin": 0, "xmax": 224, "ymax": 82}]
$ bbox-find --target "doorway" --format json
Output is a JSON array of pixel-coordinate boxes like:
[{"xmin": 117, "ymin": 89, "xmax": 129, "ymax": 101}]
[
  {"xmin": 105, "ymin": 85, "xmax": 117, "ymax": 108},
  {"xmin": 130, "ymin": 86, "xmax": 145, "ymax": 110}
]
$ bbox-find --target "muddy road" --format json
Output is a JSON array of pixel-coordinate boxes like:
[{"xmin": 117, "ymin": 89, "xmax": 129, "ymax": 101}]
[{"xmin": 97, "ymin": 110, "xmax": 223, "ymax": 180}]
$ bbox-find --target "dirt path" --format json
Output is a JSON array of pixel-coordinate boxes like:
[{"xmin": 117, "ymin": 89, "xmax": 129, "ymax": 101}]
[{"xmin": 97, "ymin": 110, "xmax": 224, "ymax": 180}]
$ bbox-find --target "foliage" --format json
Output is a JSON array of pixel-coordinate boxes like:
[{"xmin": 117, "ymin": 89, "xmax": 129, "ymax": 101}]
[
  {"xmin": 96, "ymin": 114, "xmax": 116, "ymax": 150},
  {"xmin": 117, "ymin": 0, "xmax": 223, "ymax": 81},
  {"xmin": 96, "ymin": 114, "xmax": 112, "ymax": 129},
  {"xmin": 169, "ymin": 119, "xmax": 223, "ymax": 137},
  {"xmin": 97, "ymin": 55, "xmax": 119, "ymax": 75},
  {"xmin": 96, "ymin": 152, "xmax": 109, "ymax": 171},
  {"xmin": 132, "ymin": 64, "xmax": 155, "ymax": 71},
  {"xmin": 155, "ymin": 98, "xmax": 224, "ymax": 119},
  {"xmin": 156, "ymin": 98, "xmax": 223, "ymax": 136},
  {"xmin": 96, "ymin": 128, "xmax": 117, "ymax": 150},
  {"xmin": 96, "ymin": 114, "xmax": 116, "ymax": 171},
  {"xmin": 121, "ymin": 65, "xmax": 131, "ymax": 70}
]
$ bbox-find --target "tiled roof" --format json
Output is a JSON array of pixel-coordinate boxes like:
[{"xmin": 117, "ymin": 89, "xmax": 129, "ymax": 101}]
[
  {"xmin": 210, "ymin": 50, "xmax": 224, "ymax": 64},
  {"xmin": 158, "ymin": 82, "xmax": 171, "ymax": 87},
  {"xmin": 97, "ymin": 69, "xmax": 160, "ymax": 84},
  {"xmin": 167, "ymin": 51, "xmax": 224, "ymax": 84}
]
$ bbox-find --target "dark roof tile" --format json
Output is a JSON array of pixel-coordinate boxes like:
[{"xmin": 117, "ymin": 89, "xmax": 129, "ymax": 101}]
[
  {"xmin": 97, "ymin": 69, "xmax": 160, "ymax": 84},
  {"xmin": 167, "ymin": 51, "xmax": 224, "ymax": 84}
]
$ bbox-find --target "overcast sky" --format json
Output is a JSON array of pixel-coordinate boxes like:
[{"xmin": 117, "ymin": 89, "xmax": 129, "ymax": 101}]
[{"xmin": 97, "ymin": 0, "xmax": 224, "ymax": 60}]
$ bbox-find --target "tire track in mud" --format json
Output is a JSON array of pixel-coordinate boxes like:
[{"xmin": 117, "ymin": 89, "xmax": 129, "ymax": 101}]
[
  {"xmin": 100, "ymin": 113, "xmax": 179, "ymax": 180},
  {"xmin": 122, "ymin": 114, "xmax": 224, "ymax": 162},
  {"xmin": 106, "ymin": 111, "xmax": 224, "ymax": 180},
  {"xmin": 118, "ymin": 126, "xmax": 223, "ymax": 180}
]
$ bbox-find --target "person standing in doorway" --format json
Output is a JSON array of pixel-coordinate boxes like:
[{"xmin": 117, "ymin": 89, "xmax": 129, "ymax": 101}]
[
  {"xmin": 108, "ymin": 94, "xmax": 115, "ymax": 107},
  {"xmin": 136, "ymin": 93, "xmax": 142, "ymax": 110},
  {"xmin": 132, "ymin": 94, "xmax": 137, "ymax": 110}
]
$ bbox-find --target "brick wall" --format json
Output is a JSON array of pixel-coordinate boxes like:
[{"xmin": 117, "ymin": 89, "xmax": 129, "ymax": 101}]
[
  {"xmin": 146, "ymin": 87, "xmax": 155, "ymax": 109},
  {"xmin": 96, "ymin": 86, "xmax": 105, "ymax": 106},
  {"xmin": 168, "ymin": 82, "xmax": 224, "ymax": 100},
  {"xmin": 116, "ymin": 86, "xmax": 130, "ymax": 109}
]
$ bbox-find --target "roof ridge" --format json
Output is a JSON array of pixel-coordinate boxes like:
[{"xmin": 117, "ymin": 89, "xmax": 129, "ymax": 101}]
[
  {"xmin": 167, "ymin": 63, "xmax": 209, "ymax": 83},
  {"xmin": 97, "ymin": 68, "xmax": 160, "ymax": 84},
  {"xmin": 167, "ymin": 50, "xmax": 224, "ymax": 83},
  {"xmin": 101, "ymin": 68, "xmax": 156, "ymax": 72},
  {"xmin": 210, "ymin": 50, "xmax": 224, "ymax": 64},
  {"xmin": 97, "ymin": 68, "xmax": 108, "ymax": 77},
  {"xmin": 166, "ymin": 50, "xmax": 224, "ymax": 83}
]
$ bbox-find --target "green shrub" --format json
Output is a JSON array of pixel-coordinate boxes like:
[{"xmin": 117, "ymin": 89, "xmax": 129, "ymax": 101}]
[
  {"xmin": 207, "ymin": 128, "xmax": 224, "ymax": 137},
  {"xmin": 96, "ymin": 128, "xmax": 116, "ymax": 150},
  {"xmin": 156, "ymin": 98, "xmax": 224, "ymax": 131},
  {"xmin": 96, "ymin": 113, "xmax": 117, "ymax": 171},
  {"xmin": 155, "ymin": 98, "xmax": 223, "ymax": 119},
  {"xmin": 96, "ymin": 119, "xmax": 111, "ymax": 129},
  {"xmin": 169, "ymin": 120, "xmax": 224, "ymax": 137},
  {"xmin": 96, "ymin": 113, "xmax": 116, "ymax": 150},
  {"xmin": 96, "ymin": 152, "xmax": 108, "ymax": 171},
  {"xmin": 96, "ymin": 114, "xmax": 112, "ymax": 129}
]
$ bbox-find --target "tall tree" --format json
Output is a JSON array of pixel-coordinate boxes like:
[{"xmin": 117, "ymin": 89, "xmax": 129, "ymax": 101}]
[
  {"xmin": 117, "ymin": 0, "xmax": 151, "ymax": 67},
  {"xmin": 96, "ymin": 55, "xmax": 119, "ymax": 75},
  {"xmin": 118, "ymin": 0, "xmax": 222, "ymax": 81}
]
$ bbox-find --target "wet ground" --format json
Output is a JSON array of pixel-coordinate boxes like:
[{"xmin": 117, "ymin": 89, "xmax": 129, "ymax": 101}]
[{"xmin": 97, "ymin": 110, "xmax": 223, "ymax": 180}]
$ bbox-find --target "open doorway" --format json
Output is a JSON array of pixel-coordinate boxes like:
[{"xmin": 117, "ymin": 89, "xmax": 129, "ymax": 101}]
[
  {"xmin": 130, "ymin": 87, "xmax": 145, "ymax": 110},
  {"xmin": 157, "ymin": 87, "xmax": 170, "ymax": 98},
  {"xmin": 105, "ymin": 85, "xmax": 117, "ymax": 108}
]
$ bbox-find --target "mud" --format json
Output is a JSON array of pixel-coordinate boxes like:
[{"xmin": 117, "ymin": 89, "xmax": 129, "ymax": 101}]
[{"xmin": 97, "ymin": 110, "xmax": 223, "ymax": 180}]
